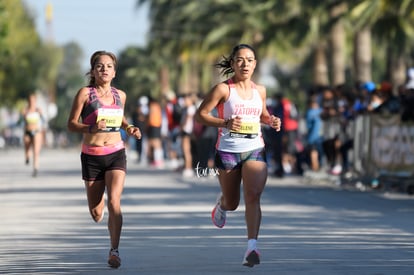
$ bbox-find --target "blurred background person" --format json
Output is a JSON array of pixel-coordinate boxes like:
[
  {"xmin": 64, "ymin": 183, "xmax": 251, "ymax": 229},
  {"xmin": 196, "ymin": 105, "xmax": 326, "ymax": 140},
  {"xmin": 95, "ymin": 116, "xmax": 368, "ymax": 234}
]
[
  {"xmin": 21, "ymin": 93, "xmax": 45, "ymax": 177},
  {"xmin": 180, "ymin": 93, "xmax": 196, "ymax": 178},
  {"xmin": 146, "ymin": 96, "xmax": 164, "ymax": 168},
  {"xmin": 280, "ymin": 94, "xmax": 300, "ymax": 175},
  {"xmin": 193, "ymin": 93, "xmax": 218, "ymax": 171},
  {"xmin": 371, "ymin": 81, "xmax": 400, "ymax": 115},
  {"xmin": 305, "ymin": 94, "xmax": 323, "ymax": 171},
  {"xmin": 163, "ymin": 91, "xmax": 181, "ymax": 169},
  {"xmin": 132, "ymin": 96, "xmax": 148, "ymax": 163}
]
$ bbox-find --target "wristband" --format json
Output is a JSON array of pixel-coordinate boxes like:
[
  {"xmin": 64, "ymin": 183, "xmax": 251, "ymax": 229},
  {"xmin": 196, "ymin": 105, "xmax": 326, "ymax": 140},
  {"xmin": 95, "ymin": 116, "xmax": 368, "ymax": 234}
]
[{"xmin": 126, "ymin": 125, "xmax": 134, "ymax": 131}]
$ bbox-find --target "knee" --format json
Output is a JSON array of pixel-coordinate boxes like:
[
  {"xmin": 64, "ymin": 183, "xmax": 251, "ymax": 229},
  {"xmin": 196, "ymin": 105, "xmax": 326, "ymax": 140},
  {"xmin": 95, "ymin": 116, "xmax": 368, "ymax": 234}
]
[
  {"xmin": 227, "ymin": 203, "xmax": 239, "ymax": 211},
  {"xmin": 107, "ymin": 199, "xmax": 121, "ymax": 214},
  {"xmin": 91, "ymin": 209, "xmax": 104, "ymax": 223},
  {"xmin": 244, "ymin": 191, "xmax": 262, "ymax": 204}
]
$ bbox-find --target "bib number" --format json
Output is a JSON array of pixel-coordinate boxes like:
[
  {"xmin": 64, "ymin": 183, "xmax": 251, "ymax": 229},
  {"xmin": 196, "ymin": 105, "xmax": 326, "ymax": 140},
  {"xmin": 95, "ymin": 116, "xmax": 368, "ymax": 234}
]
[
  {"xmin": 97, "ymin": 108, "xmax": 123, "ymax": 131},
  {"xmin": 229, "ymin": 121, "xmax": 259, "ymax": 139}
]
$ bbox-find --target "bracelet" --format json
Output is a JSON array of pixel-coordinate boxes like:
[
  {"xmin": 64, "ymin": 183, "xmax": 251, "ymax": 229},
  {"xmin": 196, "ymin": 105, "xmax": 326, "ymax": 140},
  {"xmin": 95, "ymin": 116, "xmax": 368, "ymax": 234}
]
[{"xmin": 126, "ymin": 125, "xmax": 134, "ymax": 131}]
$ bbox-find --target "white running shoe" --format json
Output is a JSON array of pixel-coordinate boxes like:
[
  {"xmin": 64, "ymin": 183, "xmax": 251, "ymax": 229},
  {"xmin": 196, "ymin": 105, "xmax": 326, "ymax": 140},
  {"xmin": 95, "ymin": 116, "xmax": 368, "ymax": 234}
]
[
  {"xmin": 242, "ymin": 249, "xmax": 260, "ymax": 267},
  {"xmin": 182, "ymin": 168, "xmax": 194, "ymax": 178},
  {"xmin": 211, "ymin": 193, "xmax": 226, "ymax": 228},
  {"xmin": 330, "ymin": 164, "xmax": 342, "ymax": 175},
  {"xmin": 108, "ymin": 248, "xmax": 121, "ymax": 268}
]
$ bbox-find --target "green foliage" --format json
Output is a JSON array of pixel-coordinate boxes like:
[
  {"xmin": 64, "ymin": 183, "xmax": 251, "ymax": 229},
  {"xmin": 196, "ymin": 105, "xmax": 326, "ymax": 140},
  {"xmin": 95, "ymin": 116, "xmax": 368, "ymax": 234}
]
[
  {"xmin": 49, "ymin": 42, "xmax": 85, "ymax": 132},
  {"xmin": 0, "ymin": 0, "xmax": 65, "ymax": 107},
  {"xmin": 135, "ymin": 0, "xmax": 414, "ymax": 101},
  {"xmin": 113, "ymin": 46, "xmax": 160, "ymax": 114},
  {"xmin": 0, "ymin": 0, "xmax": 41, "ymax": 104}
]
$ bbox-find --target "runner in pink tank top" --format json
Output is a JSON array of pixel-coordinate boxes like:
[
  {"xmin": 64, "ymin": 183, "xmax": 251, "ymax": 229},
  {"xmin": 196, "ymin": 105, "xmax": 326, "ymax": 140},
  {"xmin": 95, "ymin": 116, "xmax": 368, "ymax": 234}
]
[
  {"xmin": 67, "ymin": 51, "xmax": 142, "ymax": 269},
  {"xmin": 195, "ymin": 44, "xmax": 281, "ymax": 267}
]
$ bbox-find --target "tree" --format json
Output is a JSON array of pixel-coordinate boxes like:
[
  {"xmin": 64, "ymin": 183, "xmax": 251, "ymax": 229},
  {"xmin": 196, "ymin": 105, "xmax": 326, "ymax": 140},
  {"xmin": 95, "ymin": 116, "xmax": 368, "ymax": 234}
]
[
  {"xmin": 0, "ymin": 0, "xmax": 65, "ymax": 107},
  {"xmin": 50, "ymin": 42, "xmax": 84, "ymax": 133},
  {"xmin": 135, "ymin": 0, "xmax": 414, "ymax": 102},
  {"xmin": 350, "ymin": 0, "xmax": 414, "ymax": 88},
  {"xmin": 114, "ymin": 46, "xmax": 159, "ymax": 113},
  {"xmin": 0, "ymin": 0, "xmax": 42, "ymax": 105}
]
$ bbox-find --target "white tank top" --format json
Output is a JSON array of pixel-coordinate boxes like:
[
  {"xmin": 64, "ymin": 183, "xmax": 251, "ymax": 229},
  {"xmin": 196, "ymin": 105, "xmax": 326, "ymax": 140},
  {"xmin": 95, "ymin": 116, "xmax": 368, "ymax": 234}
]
[
  {"xmin": 25, "ymin": 110, "xmax": 42, "ymax": 128},
  {"xmin": 216, "ymin": 79, "xmax": 264, "ymax": 152}
]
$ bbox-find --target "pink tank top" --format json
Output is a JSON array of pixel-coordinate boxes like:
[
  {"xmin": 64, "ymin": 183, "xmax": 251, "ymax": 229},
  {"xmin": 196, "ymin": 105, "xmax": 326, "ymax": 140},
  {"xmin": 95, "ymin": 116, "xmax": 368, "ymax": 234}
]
[
  {"xmin": 216, "ymin": 79, "xmax": 264, "ymax": 152},
  {"xmin": 81, "ymin": 87, "xmax": 123, "ymax": 132}
]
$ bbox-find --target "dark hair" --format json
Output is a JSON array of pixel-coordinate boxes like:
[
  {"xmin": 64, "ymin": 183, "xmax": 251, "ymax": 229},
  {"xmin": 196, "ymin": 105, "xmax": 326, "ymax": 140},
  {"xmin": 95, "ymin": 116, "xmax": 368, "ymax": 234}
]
[
  {"xmin": 215, "ymin": 44, "xmax": 257, "ymax": 76},
  {"xmin": 87, "ymin": 50, "xmax": 117, "ymax": 86}
]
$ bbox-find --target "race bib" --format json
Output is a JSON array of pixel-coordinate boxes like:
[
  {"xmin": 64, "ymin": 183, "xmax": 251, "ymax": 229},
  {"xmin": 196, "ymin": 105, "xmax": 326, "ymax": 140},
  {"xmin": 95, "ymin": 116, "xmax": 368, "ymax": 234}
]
[
  {"xmin": 229, "ymin": 121, "xmax": 260, "ymax": 139},
  {"xmin": 96, "ymin": 108, "xmax": 123, "ymax": 131}
]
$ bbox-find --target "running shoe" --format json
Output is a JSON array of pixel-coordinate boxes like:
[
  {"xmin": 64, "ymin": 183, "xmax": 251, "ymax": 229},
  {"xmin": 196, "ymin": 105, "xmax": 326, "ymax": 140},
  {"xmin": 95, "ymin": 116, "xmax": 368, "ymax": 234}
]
[
  {"xmin": 182, "ymin": 168, "xmax": 194, "ymax": 178},
  {"xmin": 242, "ymin": 249, "xmax": 260, "ymax": 267},
  {"xmin": 211, "ymin": 193, "xmax": 226, "ymax": 228},
  {"xmin": 330, "ymin": 164, "xmax": 342, "ymax": 175},
  {"xmin": 108, "ymin": 248, "xmax": 121, "ymax": 268}
]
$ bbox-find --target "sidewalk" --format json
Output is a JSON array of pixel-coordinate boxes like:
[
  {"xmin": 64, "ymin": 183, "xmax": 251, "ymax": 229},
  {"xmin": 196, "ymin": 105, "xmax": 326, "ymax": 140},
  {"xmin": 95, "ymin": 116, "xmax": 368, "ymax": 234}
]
[{"xmin": 1, "ymin": 148, "xmax": 413, "ymax": 275}]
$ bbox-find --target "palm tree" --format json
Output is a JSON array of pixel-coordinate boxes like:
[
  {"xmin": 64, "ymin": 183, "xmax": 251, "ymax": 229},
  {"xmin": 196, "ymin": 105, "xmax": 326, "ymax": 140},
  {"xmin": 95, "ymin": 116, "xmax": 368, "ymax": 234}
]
[
  {"xmin": 353, "ymin": 27, "xmax": 372, "ymax": 83},
  {"xmin": 136, "ymin": 0, "xmax": 414, "ymax": 100},
  {"xmin": 138, "ymin": 0, "xmax": 271, "ymax": 94},
  {"xmin": 350, "ymin": 0, "xmax": 414, "ymax": 88},
  {"xmin": 329, "ymin": 1, "xmax": 348, "ymax": 86}
]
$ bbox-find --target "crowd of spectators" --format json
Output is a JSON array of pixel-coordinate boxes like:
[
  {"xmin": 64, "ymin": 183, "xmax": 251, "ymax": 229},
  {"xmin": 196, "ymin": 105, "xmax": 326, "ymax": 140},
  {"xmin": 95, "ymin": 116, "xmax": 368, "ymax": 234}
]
[
  {"xmin": 264, "ymin": 74, "xmax": 414, "ymax": 178},
  {"xmin": 128, "ymin": 91, "xmax": 217, "ymax": 178}
]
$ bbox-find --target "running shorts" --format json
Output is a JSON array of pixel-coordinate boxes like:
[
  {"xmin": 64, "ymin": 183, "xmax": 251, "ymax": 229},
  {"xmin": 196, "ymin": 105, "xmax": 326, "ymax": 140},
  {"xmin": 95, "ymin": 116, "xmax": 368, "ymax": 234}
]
[{"xmin": 215, "ymin": 147, "xmax": 266, "ymax": 170}]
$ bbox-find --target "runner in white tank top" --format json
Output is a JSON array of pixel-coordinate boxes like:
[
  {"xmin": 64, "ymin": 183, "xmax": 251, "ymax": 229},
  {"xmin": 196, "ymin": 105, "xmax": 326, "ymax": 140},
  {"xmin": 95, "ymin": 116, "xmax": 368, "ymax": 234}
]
[
  {"xmin": 216, "ymin": 78, "xmax": 264, "ymax": 152},
  {"xmin": 195, "ymin": 44, "xmax": 281, "ymax": 267}
]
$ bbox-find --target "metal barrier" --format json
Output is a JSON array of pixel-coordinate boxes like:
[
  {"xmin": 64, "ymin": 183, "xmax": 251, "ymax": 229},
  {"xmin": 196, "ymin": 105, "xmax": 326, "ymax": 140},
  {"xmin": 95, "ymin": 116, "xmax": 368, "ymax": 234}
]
[{"xmin": 351, "ymin": 114, "xmax": 414, "ymax": 194}]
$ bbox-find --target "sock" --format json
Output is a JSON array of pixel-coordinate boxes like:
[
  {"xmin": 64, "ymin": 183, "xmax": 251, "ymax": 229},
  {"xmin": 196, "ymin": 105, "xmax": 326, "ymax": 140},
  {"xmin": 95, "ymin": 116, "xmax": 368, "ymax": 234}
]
[
  {"xmin": 217, "ymin": 205, "xmax": 226, "ymax": 214},
  {"xmin": 247, "ymin": 239, "xmax": 257, "ymax": 251},
  {"xmin": 217, "ymin": 197, "xmax": 226, "ymax": 212}
]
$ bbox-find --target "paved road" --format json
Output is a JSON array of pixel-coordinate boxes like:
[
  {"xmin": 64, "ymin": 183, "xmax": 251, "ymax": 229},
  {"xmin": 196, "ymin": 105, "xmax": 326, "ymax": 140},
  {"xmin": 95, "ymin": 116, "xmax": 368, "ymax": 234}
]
[{"xmin": 1, "ymin": 148, "xmax": 414, "ymax": 275}]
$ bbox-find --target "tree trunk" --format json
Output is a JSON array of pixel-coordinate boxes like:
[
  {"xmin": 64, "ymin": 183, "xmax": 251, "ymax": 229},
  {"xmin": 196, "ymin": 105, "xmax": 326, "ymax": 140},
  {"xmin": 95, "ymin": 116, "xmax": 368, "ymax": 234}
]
[
  {"xmin": 353, "ymin": 28, "xmax": 372, "ymax": 83},
  {"xmin": 160, "ymin": 65, "xmax": 171, "ymax": 97},
  {"xmin": 313, "ymin": 42, "xmax": 329, "ymax": 86},
  {"xmin": 330, "ymin": 19, "xmax": 346, "ymax": 85},
  {"xmin": 387, "ymin": 48, "xmax": 406, "ymax": 94},
  {"xmin": 391, "ymin": 56, "xmax": 406, "ymax": 90}
]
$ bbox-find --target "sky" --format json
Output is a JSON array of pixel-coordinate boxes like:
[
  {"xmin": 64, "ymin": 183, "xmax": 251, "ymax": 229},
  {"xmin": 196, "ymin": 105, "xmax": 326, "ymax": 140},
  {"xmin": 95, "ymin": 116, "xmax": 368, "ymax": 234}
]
[{"xmin": 23, "ymin": 0, "xmax": 149, "ymax": 69}]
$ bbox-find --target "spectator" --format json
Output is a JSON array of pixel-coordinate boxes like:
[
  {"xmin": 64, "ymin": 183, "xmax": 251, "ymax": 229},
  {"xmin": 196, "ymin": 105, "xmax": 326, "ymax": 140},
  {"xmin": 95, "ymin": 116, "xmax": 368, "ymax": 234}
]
[
  {"xmin": 372, "ymin": 81, "xmax": 400, "ymax": 115},
  {"xmin": 146, "ymin": 96, "xmax": 164, "ymax": 168},
  {"xmin": 305, "ymin": 94, "xmax": 323, "ymax": 171},
  {"xmin": 180, "ymin": 93, "xmax": 196, "ymax": 178},
  {"xmin": 401, "ymin": 83, "xmax": 414, "ymax": 122},
  {"xmin": 320, "ymin": 86, "xmax": 343, "ymax": 175},
  {"xmin": 131, "ymin": 96, "xmax": 148, "ymax": 163},
  {"xmin": 163, "ymin": 91, "xmax": 181, "ymax": 169},
  {"xmin": 280, "ymin": 94, "xmax": 300, "ymax": 174},
  {"xmin": 268, "ymin": 93, "xmax": 284, "ymax": 177},
  {"xmin": 193, "ymin": 94, "xmax": 218, "ymax": 170}
]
